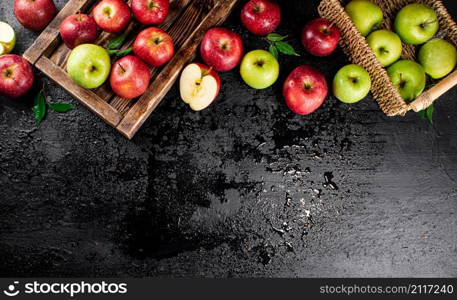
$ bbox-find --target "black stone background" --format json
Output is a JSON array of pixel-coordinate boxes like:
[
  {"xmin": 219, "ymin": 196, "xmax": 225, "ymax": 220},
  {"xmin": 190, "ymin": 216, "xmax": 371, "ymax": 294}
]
[{"xmin": 1, "ymin": 0, "xmax": 457, "ymax": 277}]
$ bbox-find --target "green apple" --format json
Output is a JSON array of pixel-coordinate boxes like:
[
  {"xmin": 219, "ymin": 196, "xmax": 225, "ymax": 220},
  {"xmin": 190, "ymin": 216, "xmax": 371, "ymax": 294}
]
[
  {"xmin": 67, "ymin": 44, "xmax": 111, "ymax": 89},
  {"xmin": 387, "ymin": 60, "xmax": 426, "ymax": 101},
  {"xmin": 345, "ymin": 0, "xmax": 383, "ymax": 36},
  {"xmin": 0, "ymin": 21, "xmax": 16, "ymax": 56},
  {"xmin": 333, "ymin": 64, "xmax": 371, "ymax": 104},
  {"xmin": 240, "ymin": 50, "xmax": 279, "ymax": 89},
  {"xmin": 394, "ymin": 4, "xmax": 439, "ymax": 45},
  {"xmin": 418, "ymin": 38, "xmax": 457, "ymax": 79},
  {"xmin": 367, "ymin": 30, "xmax": 402, "ymax": 67}
]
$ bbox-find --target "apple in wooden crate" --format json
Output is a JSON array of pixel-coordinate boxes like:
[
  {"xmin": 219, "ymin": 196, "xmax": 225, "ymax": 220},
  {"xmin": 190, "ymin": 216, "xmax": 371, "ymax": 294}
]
[
  {"xmin": 132, "ymin": 0, "xmax": 170, "ymax": 25},
  {"xmin": 179, "ymin": 63, "xmax": 221, "ymax": 111},
  {"xmin": 241, "ymin": 0, "xmax": 281, "ymax": 36},
  {"xmin": 14, "ymin": 0, "xmax": 57, "ymax": 31},
  {"xmin": 110, "ymin": 55, "xmax": 151, "ymax": 99},
  {"xmin": 200, "ymin": 27, "xmax": 243, "ymax": 72},
  {"xmin": 93, "ymin": 0, "xmax": 132, "ymax": 33},
  {"xmin": 60, "ymin": 14, "xmax": 98, "ymax": 49},
  {"xmin": 133, "ymin": 27, "xmax": 175, "ymax": 67},
  {"xmin": 283, "ymin": 65, "xmax": 328, "ymax": 115},
  {"xmin": 0, "ymin": 54, "xmax": 34, "ymax": 98}
]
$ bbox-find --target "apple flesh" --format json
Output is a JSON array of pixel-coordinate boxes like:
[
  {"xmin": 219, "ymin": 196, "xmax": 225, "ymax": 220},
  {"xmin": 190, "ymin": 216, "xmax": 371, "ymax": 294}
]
[
  {"xmin": 133, "ymin": 27, "xmax": 175, "ymax": 67},
  {"xmin": 132, "ymin": 0, "xmax": 169, "ymax": 25},
  {"xmin": 418, "ymin": 38, "xmax": 457, "ymax": 79},
  {"xmin": 110, "ymin": 55, "xmax": 151, "ymax": 99},
  {"xmin": 367, "ymin": 30, "xmax": 402, "ymax": 67},
  {"xmin": 240, "ymin": 50, "xmax": 279, "ymax": 89},
  {"xmin": 67, "ymin": 44, "xmax": 111, "ymax": 89},
  {"xmin": 93, "ymin": 0, "xmax": 132, "ymax": 33},
  {"xmin": 387, "ymin": 60, "xmax": 426, "ymax": 101},
  {"xmin": 345, "ymin": 0, "xmax": 383, "ymax": 36},
  {"xmin": 283, "ymin": 65, "xmax": 328, "ymax": 115},
  {"xmin": 0, "ymin": 22, "xmax": 17, "ymax": 56},
  {"xmin": 60, "ymin": 14, "xmax": 98, "ymax": 49},
  {"xmin": 14, "ymin": 0, "xmax": 57, "ymax": 31},
  {"xmin": 0, "ymin": 54, "xmax": 34, "ymax": 99},
  {"xmin": 301, "ymin": 18, "xmax": 340, "ymax": 57},
  {"xmin": 333, "ymin": 64, "xmax": 371, "ymax": 104},
  {"xmin": 180, "ymin": 63, "xmax": 221, "ymax": 111},
  {"xmin": 241, "ymin": 0, "xmax": 281, "ymax": 36},
  {"xmin": 394, "ymin": 4, "xmax": 439, "ymax": 45},
  {"xmin": 200, "ymin": 27, "xmax": 243, "ymax": 72}
]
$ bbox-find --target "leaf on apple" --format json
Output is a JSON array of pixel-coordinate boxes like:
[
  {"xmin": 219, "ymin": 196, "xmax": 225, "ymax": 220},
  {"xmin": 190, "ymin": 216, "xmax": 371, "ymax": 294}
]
[
  {"xmin": 33, "ymin": 91, "xmax": 46, "ymax": 125},
  {"xmin": 48, "ymin": 103, "xmax": 74, "ymax": 113},
  {"xmin": 269, "ymin": 44, "xmax": 278, "ymax": 59},
  {"xmin": 108, "ymin": 32, "xmax": 128, "ymax": 50}
]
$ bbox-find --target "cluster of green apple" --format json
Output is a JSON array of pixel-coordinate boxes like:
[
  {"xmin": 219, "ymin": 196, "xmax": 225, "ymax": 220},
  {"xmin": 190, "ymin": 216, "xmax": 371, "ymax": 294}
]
[{"xmin": 342, "ymin": 0, "xmax": 457, "ymax": 103}]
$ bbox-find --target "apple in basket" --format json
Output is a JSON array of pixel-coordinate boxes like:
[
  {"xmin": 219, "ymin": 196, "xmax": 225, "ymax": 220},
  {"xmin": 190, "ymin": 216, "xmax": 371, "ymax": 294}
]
[
  {"xmin": 394, "ymin": 3, "xmax": 439, "ymax": 45},
  {"xmin": 418, "ymin": 38, "xmax": 457, "ymax": 79},
  {"xmin": 179, "ymin": 63, "xmax": 221, "ymax": 111},
  {"xmin": 0, "ymin": 54, "xmax": 35, "ymax": 99},
  {"xmin": 133, "ymin": 27, "xmax": 175, "ymax": 67},
  {"xmin": 345, "ymin": 0, "xmax": 383, "ymax": 37},
  {"xmin": 283, "ymin": 65, "xmax": 328, "ymax": 115},
  {"xmin": 93, "ymin": 0, "xmax": 132, "ymax": 33},
  {"xmin": 14, "ymin": 0, "xmax": 57, "ymax": 31},
  {"xmin": 387, "ymin": 60, "xmax": 426, "ymax": 102},
  {"xmin": 366, "ymin": 30, "xmax": 402, "ymax": 67}
]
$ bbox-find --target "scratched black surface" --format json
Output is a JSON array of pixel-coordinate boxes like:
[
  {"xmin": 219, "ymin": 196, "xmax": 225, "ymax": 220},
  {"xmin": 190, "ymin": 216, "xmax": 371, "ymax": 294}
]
[{"xmin": 0, "ymin": 0, "xmax": 456, "ymax": 277}]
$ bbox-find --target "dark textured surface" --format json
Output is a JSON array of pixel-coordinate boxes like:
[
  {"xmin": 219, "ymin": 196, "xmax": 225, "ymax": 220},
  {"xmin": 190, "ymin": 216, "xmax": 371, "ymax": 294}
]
[{"xmin": 1, "ymin": 0, "xmax": 457, "ymax": 278}]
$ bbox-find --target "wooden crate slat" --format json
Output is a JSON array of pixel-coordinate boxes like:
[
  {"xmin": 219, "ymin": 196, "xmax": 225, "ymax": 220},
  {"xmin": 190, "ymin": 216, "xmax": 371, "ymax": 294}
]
[
  {"xmin": 36, "ymin": 56, "xmax": 123, "ymax": 127},
  {"xmin": 117, "ymin": 0, "xmax": 240, "ymax": 139},
  {"xmin": 23, "ymin": 0, "xmax": 98, "ymax": 64}
]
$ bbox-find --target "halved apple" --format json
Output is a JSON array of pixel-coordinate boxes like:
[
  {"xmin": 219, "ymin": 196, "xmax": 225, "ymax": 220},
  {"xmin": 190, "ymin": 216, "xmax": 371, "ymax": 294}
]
[
  {"xmin": 179, "ymin": 63, "xmax": 221, "ymax": 111},
  {"xmin": 0, "ymin": 22, "xmax": 16, "ymax": 56}
]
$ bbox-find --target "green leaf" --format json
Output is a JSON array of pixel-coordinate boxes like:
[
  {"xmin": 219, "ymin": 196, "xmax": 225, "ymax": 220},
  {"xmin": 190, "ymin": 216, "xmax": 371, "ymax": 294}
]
[
  {"xmin": 275, "ymin": 41, "xmax": 300, "ymax": 56},
  {"xmin": 48, "ymin": 103, "xmax": 74, "ymax": 113},
  {"xmin": 426, "ymin": 104, "xmax": 434, "ymax": 124},
  {"xmin": 108, "ymin": 32, "xmax": 128, "ymax": 50},
  {"xmin": 33, "ymin": 91, "xmax": 46, "ymax": 125},
  {"xmin": 107, "ymin": 47, "xmax": 133, "ymax": 57},
  {"xmin": 418, "ymin": 109, "xmax": 426, "ymax": 119},
  {"xmin": 269, "ymin": 44, "xmax": 278, "ymax": 60},
  {"xmin": 267, "ymin": 33, "xmax": 287, "ymax": 42}
]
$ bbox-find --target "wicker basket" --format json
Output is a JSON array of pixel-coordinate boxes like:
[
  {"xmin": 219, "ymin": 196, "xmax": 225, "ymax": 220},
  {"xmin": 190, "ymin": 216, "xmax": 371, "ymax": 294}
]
[{"xmin": 318, "ymin": 0, "xmax": 457, "ymax": 116}]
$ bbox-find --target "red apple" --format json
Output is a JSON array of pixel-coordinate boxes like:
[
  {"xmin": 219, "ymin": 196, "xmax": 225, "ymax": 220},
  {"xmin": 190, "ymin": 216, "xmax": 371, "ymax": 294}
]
[
  {"xmin": 60, "ymin": 14, "xmax": 98, "ymax": 49},
  {"xmin": 283, "ymin": 65, "xmax": 328, "ymax": 115},
  {"xmin": 240, "ymin": 0, "xmax": 281, "ymax": 36},
  {"xmin": 133, "ymin": 27, "xmax": 174, "ymax": 67},
  {"xmin": 0, "ymin": 54, "xmax": 34, "ymax": 99},
  {"xmin": 132, "ymin": 0, "xmax": 169, "ymax": 25},
  {"xmin": 200, "ymin": 27, "xmax": 243, "ymax": 72},
  {"xmin": 110, "ymin": 55, "xmax": 151, "ymax": 99},
  {"xmin": 14, "ymin": 0, "xmax": 57, "ymax": 31},
  {"xmin": 93, "ymin": 0, "xmax": 132, "ymax": 33},
  {"xmin": 302, "ymin": 18, "xmax": 340, "ymax": 57},
  {"xmin": 179, "ymin": 63, "xmax": 220, "ymax": 111}
]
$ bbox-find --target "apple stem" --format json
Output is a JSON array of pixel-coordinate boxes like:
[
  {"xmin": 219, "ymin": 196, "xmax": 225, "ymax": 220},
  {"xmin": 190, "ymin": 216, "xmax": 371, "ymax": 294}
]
[
  {"xmin": 118, "ymin": 62, "xmax": 126, "ymax": 73},
  {"xmin": 421, "ymin": 20, "xmax": 438, "ymax": 28}
]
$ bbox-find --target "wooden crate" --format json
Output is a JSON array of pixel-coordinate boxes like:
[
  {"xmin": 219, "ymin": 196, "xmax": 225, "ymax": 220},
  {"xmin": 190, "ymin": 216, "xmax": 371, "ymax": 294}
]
[{"xmin": 23, "ymin": 0, "xmax": 240, "ymax": 139}]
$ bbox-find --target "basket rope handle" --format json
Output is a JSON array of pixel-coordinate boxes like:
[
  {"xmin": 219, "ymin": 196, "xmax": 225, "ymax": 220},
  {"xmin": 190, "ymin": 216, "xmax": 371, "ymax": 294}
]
[{"xmin": 410, "ymin": 69, "xmax": 457, "ymax": 112}]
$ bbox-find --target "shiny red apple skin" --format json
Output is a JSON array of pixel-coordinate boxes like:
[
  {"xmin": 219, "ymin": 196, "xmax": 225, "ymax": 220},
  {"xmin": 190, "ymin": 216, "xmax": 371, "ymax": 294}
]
[
  {"xmin": 302, "ymin": 18, "xmax": 340, "ymax": 57},
  {"xmin": 133, "ymin": 27, "xmax": 175, "ymax": 67},
  {"xmin": 60, "ymin": 14, "xmax": 98, "ymax": 49},
  {"xmin": 110, "ymin": 55, "xmax": 151, "ymax": 99},
  {"xmin": 93, "ymin": 0, "xmax": 132, "ymax": 33},
  {"xmin": 240, "ymin": 0, "xmax": 281, "ymax": 36},
  {"xmin": 14, "ymin": 0, "xmax": 57, "ymax": 31},
  {"xmin": 132, "ymin": 0, "xmax": 169, "ymax": 25},
  {"xmin": 283, "ymin": 65, "xmax": 328, "ymax": 115},
  {"xmin": 0, "ymin": 55, "xmax": 35, "ymax": 99},
  {"xmin": 200, "ymin": 27, "xmax": 243, "ymax": 72}
]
